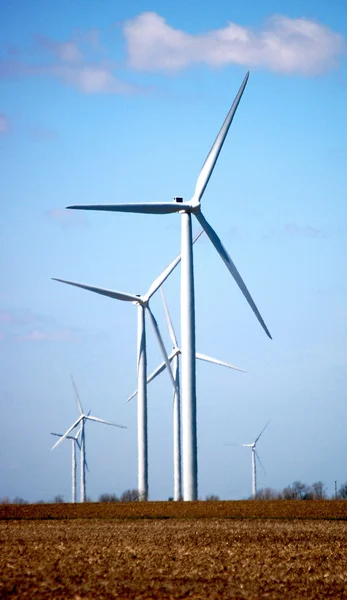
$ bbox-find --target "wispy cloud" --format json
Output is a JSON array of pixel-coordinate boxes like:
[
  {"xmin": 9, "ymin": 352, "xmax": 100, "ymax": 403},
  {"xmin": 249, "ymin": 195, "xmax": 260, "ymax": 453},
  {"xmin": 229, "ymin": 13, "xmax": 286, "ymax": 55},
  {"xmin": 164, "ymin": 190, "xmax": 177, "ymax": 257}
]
[
  {"xmin": 283, "ymin": 222, "xmax": 325, "ymax": 238},
  {"xmin": 123, "ymin": 12, "xmax": 345, "ymax": 75},
  {"xmin": 0, "ymin": 113, "xmax": 11, "ymax": 133},
  {"xmin": 0, "ymin": 308, "xmax": 54, "ymax": 326},
  {"xmin": 0, "ymin": 306, "xmax": 108, "ymax": 343},
  {"xmin": 45, "ymin": 208, "xmax": 88, "ymax": 229},
  {"xmin": 16, "ymin": 328, "xmax": 74, "ymax": 342},
  {"xmin": 0, "ymin": 30, "xmax": 143, "ymax": 95},
  {"xmin": 29, "ymin": 125, "xmax": 58, "ymax": 141}
]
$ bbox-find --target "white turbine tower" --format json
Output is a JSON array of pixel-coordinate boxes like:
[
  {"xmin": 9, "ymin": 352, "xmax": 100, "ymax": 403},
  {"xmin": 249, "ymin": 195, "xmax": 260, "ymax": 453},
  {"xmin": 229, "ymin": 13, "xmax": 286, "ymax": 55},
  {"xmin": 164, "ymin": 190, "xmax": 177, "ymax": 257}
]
[
  {"xmin": 64, "ymin": 72, "xmax": 271, "ymax": 500},
  {"xmin": 229, "ymin": 421, "xmax": 269, "ymax": 499},
  {"xmin": 50, "ymin": 426, "xmax": 82, "ymax": 503},
  {"xmin": 51, "ymin": 376, "xmax": 126, "ymax": 502},
  {"xmin": 52, "ymin": 233, "xmax": 202, "ymax": 501},
  {"xmin": 128, "ymin": 288, "xmax": 246, "ymax": 501}
]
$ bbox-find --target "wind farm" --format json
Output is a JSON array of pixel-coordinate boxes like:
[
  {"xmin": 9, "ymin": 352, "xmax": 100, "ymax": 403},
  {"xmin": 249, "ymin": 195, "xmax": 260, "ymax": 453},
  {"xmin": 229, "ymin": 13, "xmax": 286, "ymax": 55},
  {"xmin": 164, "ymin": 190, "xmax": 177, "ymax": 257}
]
[
  {"xmin": 62, "ymin": 72, "xmax": 271, "ymax": 501},
  {"xmin": 2, "ymin": 2, "xmax": 347, "ymax": 597},
  {"xmin": 51, "ymin": 376, "xmax": 127, "ymax": 502}
]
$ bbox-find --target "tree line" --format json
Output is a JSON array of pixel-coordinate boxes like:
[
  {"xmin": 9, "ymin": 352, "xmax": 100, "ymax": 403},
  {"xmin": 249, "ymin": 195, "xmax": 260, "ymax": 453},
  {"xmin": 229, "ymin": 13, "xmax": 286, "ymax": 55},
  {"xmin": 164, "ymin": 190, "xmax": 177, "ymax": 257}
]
[{"xmin": 1, "ymin": 481, "xmax": 347, "ymax": 504}]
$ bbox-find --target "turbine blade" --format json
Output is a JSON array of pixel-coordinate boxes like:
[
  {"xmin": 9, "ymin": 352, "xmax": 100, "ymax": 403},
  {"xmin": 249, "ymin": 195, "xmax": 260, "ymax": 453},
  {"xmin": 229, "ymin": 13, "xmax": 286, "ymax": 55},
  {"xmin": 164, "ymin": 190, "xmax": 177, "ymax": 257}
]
[
  {"xmin": 195, "ymin": 210, "xmax": 272, "ymax": 339},
  {"xmin": 52, "ymin": 279, "xmax": 139, "ymax": 304},
  {"xmin": 51, "ymin": 416, "xmax": 83, "ymax": 450},
  {"xmin": 71, "ymin": 374, "xmax": 83, "ymax": 415},
  {"xmin": 85, "ymin": 415, "xmax": 127, "ymax": 429},
  {"xmin": 146, "ymin": 306, "xmax": 178, "ymax": 394},
  {"xmin": 66, "ymin": 202, "xmax": 192, "ymax": 214},
  {"xmin": 254, "ymin": 421, "xmax": 270, "ymax": 445},
  {"xmin": 160, "ymin": 288, "xmax": 178, "ymax": 347},
  {"xmin": 127, "ymin": 349, "xmax": 176, "ymax": 402},
  {"xmin": 145, "ymin": 228, "xmax": 204, "ymax": 301},
  {"xmin": 51, "ymin": 432, "xmax": 76, "ymax": 441},
  {"xmin": 193, "ymin": 72, "xmax": 249, "ymax": 203},
  {"xmin": 255, "ymin": 449, "xmax": 266, "ymax": 475},
  {"xmin": 196, "ymin": 352, "xmax": 246, "ymax": 373},
  {"xmin": 225, "ymin": 443, "xmax": 252, "ymax": 447}
]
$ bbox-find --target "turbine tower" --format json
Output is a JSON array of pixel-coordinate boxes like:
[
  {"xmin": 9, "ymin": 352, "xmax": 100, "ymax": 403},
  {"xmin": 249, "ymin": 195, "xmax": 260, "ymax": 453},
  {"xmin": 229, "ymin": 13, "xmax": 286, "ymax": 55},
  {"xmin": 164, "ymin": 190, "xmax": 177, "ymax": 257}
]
[
  {"xmin": 50, "ymin": 426, "xmax": 81, "ymax": 503},
  {"xmin": 51, "ymin": 376, "xmax": 126, "ymax": 502},
  {"xmin": 128, "ymin": 288, "xmax": 246, "ymax": 501},
  {"xmin": 64, "ymin": 72, "xmax": 271, "ymax": 500},
  {"xmin": 52, "ymin": 233, "xmax": 202, "ymax": 501},
  {"xmin": 229, "ymin": 421, "xmax": 269, "ymax": 499}
]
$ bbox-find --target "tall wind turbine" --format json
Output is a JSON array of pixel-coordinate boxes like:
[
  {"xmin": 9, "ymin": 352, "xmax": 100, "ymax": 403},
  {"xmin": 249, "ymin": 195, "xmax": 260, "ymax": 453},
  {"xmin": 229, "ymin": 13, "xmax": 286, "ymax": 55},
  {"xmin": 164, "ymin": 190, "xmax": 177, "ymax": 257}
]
[
  {"xmin": 51, "ymin": 376, "xmax": 126, "ymax": 502},
  {"xmin": 229, "ymin": 421, "xmax": 269, "ymax": 499},
  {"xmin": 52, "ymin": 232, "xmax": 202, "ymax": 501},
  {"xmin": 128, "ymin": 288, "xmax": 246, "ymax": 501},
  {"xmin": 50, "ymin": 426, "xmax": 81, "ymax": 503},
  {"xmin": 64, "ymin": 72, "xmax": 271, "ymax": 500}
]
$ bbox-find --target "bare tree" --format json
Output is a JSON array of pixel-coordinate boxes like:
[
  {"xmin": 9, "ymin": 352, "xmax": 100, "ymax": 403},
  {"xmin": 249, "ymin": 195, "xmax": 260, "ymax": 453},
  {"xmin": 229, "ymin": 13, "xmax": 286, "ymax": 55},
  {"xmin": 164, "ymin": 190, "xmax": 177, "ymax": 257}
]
[
  {"xmin": 53, "ymin": 495, "xmax": 64, "ymax": 504},
  {"xmin": 255, "ymin": 487, "xmax": 279, "ymax": 500},
  {"xmin": 120, "ymin": 489, "xmax": 140, "ymax": 502},
  {"xmin": 12, "ymin": 497, "xmax": 28, "ymax": 505},
  {"xmin": 310, "ymin": 481, "xmax": 327, "ymax": 500},
  {"xmin": 205, "ymin": 494, "xmax": 220, "ymax": 501},
  {"xmin": 99, "ymin": 493, "xmax": 120, "ymax": 503},
  {"xmin": 338, "ymin": 482, "xmax": 347, "ymax": 499}
]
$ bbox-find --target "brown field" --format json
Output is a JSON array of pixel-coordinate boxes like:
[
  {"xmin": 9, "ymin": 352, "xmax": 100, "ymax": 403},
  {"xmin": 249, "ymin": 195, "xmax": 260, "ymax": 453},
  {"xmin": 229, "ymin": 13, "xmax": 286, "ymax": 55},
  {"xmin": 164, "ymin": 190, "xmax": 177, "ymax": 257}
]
[{"xmin": 1, "ymin": 501, "xmax": 347, "ymax": 599}]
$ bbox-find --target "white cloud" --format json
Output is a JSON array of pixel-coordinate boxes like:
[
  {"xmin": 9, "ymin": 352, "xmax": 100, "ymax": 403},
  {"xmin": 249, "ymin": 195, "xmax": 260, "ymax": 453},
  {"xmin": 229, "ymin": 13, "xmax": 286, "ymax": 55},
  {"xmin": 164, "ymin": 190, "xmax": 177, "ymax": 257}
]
[
  {"xmin": 46, "ymin": 208, "xmax": 88, "ymax": 229},
  {"xmin": 16, "ymin": 328, "xmax": 74, "ymax": 342},
  {"xmin": 47, "ymin": 64, "xmax": 135, "ymax": 94},
  {"xmin": 0, "ymin": 113, "xmax": 10, "ymax": 133},
  {"xmin": 123, "ymin": 12, "xmax": 345, "ymax": 75},
  {"xmin": 0, "ymin": 31, "xmax": 143, "ymax": 95}
]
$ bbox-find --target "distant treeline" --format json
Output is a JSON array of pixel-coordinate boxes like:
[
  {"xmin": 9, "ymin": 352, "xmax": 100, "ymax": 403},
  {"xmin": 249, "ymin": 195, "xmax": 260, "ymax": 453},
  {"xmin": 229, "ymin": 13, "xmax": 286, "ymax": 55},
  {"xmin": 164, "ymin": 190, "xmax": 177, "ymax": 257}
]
[{"xmin": 1, "ymin": 481, "xmax": 347, "ymax": 504}]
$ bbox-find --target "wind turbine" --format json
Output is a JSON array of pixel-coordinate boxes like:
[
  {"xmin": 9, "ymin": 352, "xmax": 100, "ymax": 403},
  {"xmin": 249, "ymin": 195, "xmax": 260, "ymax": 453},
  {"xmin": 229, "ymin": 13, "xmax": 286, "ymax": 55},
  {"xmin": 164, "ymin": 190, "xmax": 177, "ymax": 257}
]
[
  {"xmin": 51, "ymin": 376, "xmax": 126, "ymax": 502},
  {"xmin": 229, "ymin": 421, "xmax": 269, "ymax": 499},
  {"xmin": 50, "ymin": 426, "xmax": 82, "ymax": 503},
  {"xmin": 64, "ymin": 72, "xmax": 271, "ymax": 500},
  {"xmin": 128, "ymin": 288, "xmax": 246, "ymax": 501},
  {"xmin": 52, "ymin": 232, "xmax": 202, "ymax": 501}
]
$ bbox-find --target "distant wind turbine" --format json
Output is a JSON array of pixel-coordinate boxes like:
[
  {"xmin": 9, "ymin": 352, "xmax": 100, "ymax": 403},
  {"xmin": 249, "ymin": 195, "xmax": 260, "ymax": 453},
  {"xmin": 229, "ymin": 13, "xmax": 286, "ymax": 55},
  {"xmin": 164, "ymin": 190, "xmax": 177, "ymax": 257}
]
[
  {"xmin": 52, "ymin": 231, "xmax": 202, "ymax": 501},
  {"xmin": 228, "ymin": 421, "xmax": 269, "ymax": 499},
  {"xmin": 50, "ymin": 426, "xmax": 82, "ymax": 503},
  {"xmin": 128, "ymin": 288, "xmax": 246, "ymax": 501},
  {"xmin": 51, "ymin": 376, "xmax": 126, "ymax": 502},
  {"xmin": 64, "ymin": 72, "xmax": 271, "ymax": 500}
]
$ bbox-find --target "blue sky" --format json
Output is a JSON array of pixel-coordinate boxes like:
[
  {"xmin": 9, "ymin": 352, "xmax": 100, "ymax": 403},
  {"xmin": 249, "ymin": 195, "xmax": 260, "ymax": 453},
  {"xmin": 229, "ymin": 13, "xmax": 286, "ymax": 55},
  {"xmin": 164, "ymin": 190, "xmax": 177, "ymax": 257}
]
[{"xmin": 1, "ymin": 0, "xmax": 346, "ymax": 501}]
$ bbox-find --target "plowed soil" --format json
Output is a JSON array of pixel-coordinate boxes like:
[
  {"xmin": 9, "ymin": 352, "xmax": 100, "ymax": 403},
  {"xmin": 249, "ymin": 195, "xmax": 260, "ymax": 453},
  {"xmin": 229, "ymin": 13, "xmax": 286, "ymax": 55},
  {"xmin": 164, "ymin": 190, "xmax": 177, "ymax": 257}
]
[{"xmin": 1, "ymin": 501, "xmax": 347, "ymax": 599}]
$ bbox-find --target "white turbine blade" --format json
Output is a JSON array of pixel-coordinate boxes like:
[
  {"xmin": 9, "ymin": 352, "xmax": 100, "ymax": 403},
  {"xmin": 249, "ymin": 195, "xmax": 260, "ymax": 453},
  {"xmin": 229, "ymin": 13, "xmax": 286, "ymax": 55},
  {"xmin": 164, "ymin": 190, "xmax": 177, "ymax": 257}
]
[
  {"xmin": 85, "ymin": 415, "xmax": 127, "ymax": 429},
  {"xmin": 71, "ymin": 374, "xmax": 83, "ymax": 415},
  {"xmin": 225, "ymin": 443, "xmax": 252, "ymax": 447},
  {"xmin": 144, "ymin": 229, "xmax": 204, "ymax": 302},
  {"xmin": 254, "ymin": 420, "xmax": 270, "ymax": 445},
  {"xmin": 66, "ymin": 202, "xmax": 192, "ymax": 214},
  {"xmin": 50, "ymin": 432, "xmax": 75, "ymax": 441},
  {"xmin": 196, "ymin": 352, "xmax": 246, "ymax": 373},
  {"xmin": 146, "ymin": 307, "xmax": 178, "ymax": 394},
  {"xmin": 193, "ymin": 72, "xmax": 249, "ymax": 203},
  {"xmin": 73, "ymin": 425, "xmax": 83, "ymax": 440},
  {"xmin": 255, "ymin": 449, "xmax": 266, "ymax": 475},
  {"xmin": 127, "ymin": 349, "xmax": 177, "ymax": 402},
  {"xmin": 160, "ymin": 288, "xmax": 178, "ymax": 348},
  {"xmin": 52, "ymin": 278, "xmax": 139, "ymax": 304},
  {"xmin": 51, "ymin": 416, "xmax": 83, "ymax": 450},
  {"xmin": 195, "ymin": 210, "xmax": 272, "ymax": 339}
]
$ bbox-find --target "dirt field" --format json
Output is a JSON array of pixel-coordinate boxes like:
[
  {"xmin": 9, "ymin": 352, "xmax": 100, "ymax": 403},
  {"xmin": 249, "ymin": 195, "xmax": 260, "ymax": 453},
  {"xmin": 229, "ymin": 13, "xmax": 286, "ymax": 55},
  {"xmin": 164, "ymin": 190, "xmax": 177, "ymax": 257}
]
[{"xmin": 1, "ymin": 501, "xmax": 347, "ymax": 599}]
